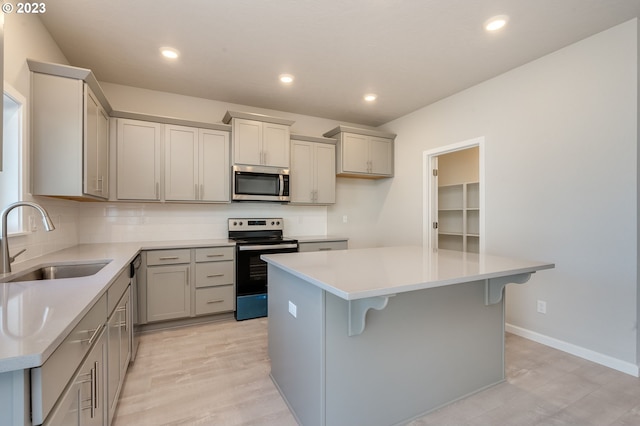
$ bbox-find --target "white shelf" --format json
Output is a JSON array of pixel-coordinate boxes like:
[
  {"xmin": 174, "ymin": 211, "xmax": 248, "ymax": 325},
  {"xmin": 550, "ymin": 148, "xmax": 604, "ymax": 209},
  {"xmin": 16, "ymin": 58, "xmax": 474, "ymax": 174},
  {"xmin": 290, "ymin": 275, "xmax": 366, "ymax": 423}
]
[{"xmin": 437, "ymin": 181, "xmax": 479, "ymax": 253}]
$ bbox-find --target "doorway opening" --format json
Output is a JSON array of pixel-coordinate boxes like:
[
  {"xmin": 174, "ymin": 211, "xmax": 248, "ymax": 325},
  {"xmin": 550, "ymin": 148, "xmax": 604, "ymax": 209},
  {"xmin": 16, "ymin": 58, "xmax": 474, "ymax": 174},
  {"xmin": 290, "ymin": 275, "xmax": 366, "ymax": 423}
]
[{"xmin": 423, "ymin": 137, "xmax": 484, "ymax": 252}]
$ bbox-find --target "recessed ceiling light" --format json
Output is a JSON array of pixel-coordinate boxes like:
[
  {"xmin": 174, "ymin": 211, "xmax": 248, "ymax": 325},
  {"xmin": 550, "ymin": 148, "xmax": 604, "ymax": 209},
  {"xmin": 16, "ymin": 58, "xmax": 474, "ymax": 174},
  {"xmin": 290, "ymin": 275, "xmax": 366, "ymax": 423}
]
[
  {"xmin": 160, "ymin": 47, "xmax": 180, "ymax": 59},
  {"xmin": 484, "ymin": 15, "xmax": 509, "ymax": 32},
  {"xmin": 279, "ymin": 74, "xmax": 294, "ymax": 84},
  {"xmin": 364, "ymin": 94, "xmax": 377, "ymax": 102}
]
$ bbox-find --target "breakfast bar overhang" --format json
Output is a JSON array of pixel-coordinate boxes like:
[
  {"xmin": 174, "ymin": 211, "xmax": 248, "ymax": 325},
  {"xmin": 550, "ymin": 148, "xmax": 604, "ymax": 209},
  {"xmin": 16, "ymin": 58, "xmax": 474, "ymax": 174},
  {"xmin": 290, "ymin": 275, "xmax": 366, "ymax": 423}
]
[{"xmin": 262, "ymin": 246, "xmax": 554, "ymax": 426}]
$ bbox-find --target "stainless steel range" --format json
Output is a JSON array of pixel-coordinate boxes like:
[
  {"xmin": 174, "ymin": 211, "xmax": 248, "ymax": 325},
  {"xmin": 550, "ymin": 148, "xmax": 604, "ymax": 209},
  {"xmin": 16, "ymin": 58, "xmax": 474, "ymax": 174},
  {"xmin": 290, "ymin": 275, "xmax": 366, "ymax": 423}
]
[{"xmin": 229, "ymin": 218, "xmax": 298, "ymax": 320}]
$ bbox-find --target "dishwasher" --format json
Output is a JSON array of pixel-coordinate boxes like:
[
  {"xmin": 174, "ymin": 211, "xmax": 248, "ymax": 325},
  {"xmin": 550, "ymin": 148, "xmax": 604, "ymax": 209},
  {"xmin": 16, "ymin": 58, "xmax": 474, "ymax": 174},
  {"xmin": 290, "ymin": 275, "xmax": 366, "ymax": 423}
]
[{"xmin": 130, "ymin": 254, "xmax": 142, "ymax": 362}]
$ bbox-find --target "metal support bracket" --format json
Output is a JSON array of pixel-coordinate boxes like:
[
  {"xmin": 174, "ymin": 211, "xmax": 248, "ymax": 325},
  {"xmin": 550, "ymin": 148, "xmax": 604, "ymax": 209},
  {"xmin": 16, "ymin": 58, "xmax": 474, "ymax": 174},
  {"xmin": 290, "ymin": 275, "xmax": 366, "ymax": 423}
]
[
  {"xmin": 485, "ymin": 273, "xmax": 533, "ymax": 305},
  {"xmin": 348, "ymin": 295, "xmax": 395, "ymax": 336}
]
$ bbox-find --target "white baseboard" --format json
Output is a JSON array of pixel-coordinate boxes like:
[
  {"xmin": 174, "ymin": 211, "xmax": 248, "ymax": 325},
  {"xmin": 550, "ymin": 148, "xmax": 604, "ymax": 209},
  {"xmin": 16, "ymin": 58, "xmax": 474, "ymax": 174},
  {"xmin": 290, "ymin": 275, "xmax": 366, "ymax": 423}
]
[{"xmin": 505, "ymin": 323, "xmax": 639, "ymax": 377}]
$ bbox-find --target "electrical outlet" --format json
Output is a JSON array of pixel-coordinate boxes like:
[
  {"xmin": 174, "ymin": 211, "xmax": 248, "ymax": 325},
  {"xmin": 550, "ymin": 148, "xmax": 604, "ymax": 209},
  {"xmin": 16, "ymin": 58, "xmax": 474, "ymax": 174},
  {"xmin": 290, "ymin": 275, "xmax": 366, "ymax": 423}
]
[
  {"xmin": 537, "ymin": 300, "xmax": 547, "ymax": 314},
  {"xmin": 342, "ymin": 215, "xmax": 348, "ymax": 223},
  {"xmin": 288, "ymin": 301, "xmax": 297, "ymax": 318}
]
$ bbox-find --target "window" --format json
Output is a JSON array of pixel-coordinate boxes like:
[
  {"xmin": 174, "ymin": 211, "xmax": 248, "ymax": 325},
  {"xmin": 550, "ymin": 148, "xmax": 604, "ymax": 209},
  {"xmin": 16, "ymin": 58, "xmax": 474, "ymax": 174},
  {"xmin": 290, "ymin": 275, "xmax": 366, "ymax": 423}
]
[{"xmin": 0, "ymin": 83, "xmax": 27, "ymax": 235}]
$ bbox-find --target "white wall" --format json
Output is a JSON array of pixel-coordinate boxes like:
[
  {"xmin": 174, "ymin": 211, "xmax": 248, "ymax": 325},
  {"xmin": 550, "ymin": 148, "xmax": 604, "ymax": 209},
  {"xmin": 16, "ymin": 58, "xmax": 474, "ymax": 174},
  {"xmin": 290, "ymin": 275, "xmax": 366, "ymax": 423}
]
[{"xmin": 338, "ymin": 20, "xmax": 638, "ymax": 371}]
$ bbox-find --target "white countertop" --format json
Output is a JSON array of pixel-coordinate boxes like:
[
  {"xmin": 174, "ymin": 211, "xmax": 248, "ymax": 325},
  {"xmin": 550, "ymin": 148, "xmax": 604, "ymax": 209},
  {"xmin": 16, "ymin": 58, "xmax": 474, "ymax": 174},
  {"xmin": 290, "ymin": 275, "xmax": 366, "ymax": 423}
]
[
  {"xmin": 0, "ymin": 239, "xmax": 233, "ymax": 373},
  {"xmin": 262, "ymin": 246, "xmax": 554, "ymax": 301}
]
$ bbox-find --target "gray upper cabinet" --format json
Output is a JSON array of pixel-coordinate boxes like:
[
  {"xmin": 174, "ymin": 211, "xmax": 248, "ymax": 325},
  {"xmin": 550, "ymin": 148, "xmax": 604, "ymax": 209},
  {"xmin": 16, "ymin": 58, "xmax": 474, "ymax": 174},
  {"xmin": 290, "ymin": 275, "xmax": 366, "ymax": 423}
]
[
  {"xmin": 290, "ymin": 135, "xmax": 336, "ymax": 205},
  {"xmin": 223, "ymin": 111, "xmax": 295, "ymax": 168},
  {"xmin": 164, "ymin": 124, "xmax": 230, "ymax": 202},
  {"xmin": 323, "ymin": 126, "xmax": 396, "ymax": 178},
  {"xmin": 116, "ymin": 118, "xmax": 162, "ymax": 201},
  {"xmin": 30, "ymin": 62, "xmax": 112, "ymax": 200}
]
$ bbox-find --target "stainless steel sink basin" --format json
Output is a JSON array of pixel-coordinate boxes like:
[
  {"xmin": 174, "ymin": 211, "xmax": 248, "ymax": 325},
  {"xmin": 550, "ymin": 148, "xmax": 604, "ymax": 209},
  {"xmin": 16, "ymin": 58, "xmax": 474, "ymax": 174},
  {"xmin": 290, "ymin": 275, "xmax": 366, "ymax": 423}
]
[{"xmin": 4, "ymin": 262, "xmax": 110, "ymax": 283}]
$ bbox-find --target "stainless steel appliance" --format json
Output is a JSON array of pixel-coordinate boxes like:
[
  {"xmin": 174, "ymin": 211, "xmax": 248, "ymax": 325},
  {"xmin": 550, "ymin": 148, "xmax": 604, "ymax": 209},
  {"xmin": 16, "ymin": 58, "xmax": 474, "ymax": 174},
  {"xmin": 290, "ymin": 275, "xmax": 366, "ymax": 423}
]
[
  {"xmin": 232, "ymin": 165, "xmax": 290, "ymax": 202},
  {"xmin": 229, "ymin": 218, "xmax": 298, "ymax": 320}
]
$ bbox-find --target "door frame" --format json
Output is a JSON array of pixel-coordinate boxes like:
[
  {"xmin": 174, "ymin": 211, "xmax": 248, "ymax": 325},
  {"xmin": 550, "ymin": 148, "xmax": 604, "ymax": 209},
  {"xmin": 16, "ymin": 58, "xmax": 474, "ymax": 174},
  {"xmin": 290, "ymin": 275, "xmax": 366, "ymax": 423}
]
[{"xmin": 422, "ymin": 137, "xmax": 485, "ymax": 252}]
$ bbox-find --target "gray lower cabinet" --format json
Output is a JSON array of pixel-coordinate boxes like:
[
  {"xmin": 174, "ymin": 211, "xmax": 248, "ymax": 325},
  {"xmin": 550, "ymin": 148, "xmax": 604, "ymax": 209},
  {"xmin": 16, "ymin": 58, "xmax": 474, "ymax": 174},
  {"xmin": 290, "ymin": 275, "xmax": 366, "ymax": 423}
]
[
  {"xmin": 147, "ymin": 264, "xmax": 190, "ymax": 322},
  {"xmin": 32, "ymin": 294, "xmax": 108, "ymax": 425},
  {"xmin": 44, "ymin": 327, "xmax": 107, "ymax": 426},
  {"xmin": 298, "ymin": 240, "xmax": 348, "ymax": 253},
  {"xmin": 194, "ymin": 247, "xmax": 235, "ymax": 315},
  {"xmin": 107, "ymin": 285, "xmax": 131, "ymax": 424},
  {"xmin": 142, "ymin": 246, "xmax": 235, "ymax": 324}
]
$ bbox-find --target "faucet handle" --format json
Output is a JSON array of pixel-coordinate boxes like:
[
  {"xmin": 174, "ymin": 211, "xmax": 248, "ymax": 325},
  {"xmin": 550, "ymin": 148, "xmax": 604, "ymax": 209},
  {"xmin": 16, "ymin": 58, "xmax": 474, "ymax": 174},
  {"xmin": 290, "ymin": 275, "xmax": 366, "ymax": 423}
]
[{"xmin": 9, "ymin": 248, "xmax": 26, "ymax": 264}]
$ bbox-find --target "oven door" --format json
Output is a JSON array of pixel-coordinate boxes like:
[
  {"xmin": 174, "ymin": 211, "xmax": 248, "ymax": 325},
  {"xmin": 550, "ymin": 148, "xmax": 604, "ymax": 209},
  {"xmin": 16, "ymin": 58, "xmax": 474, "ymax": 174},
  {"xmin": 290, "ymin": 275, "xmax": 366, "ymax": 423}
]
[
  {"xmin": 235, "ymin": 243, "xmax": 298, "ymax": 296},
  {"xmin": 232, "ymin": 165, "xmax": 290, "ymax": 202}
]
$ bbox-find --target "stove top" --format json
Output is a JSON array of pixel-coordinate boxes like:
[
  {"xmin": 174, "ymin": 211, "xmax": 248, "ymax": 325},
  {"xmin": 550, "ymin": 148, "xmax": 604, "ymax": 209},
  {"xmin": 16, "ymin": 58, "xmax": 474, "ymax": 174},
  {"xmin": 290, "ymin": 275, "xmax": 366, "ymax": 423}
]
[{"xmin": 228, "ymin": 218, "xmax": 297, "ymax": 245}]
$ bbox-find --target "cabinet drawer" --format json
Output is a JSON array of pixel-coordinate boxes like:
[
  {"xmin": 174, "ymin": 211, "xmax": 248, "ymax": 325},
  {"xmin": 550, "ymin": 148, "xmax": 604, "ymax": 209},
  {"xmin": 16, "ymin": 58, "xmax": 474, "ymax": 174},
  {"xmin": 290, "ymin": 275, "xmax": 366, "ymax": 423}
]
[
  {"xmin": 195, "ymin": 285, "xmax": 234, "ymax": 315},
  {"xmin": 195, "ymin": 246, "xmax": 234, "ymax": 262},
  {"xmin": 298, "ymin": 240, "xmax": 348, "ymax": 252},
  {"xmin": 146, "ymin": 249, "xmax": 191, "ymax": 265},
  {"xmin": 31, "ymin": 293, "xmax": 107, "ymax": 425},
  {"xmin": 195, "ymin": 261, "xmax": 234, "ymax": 288}
]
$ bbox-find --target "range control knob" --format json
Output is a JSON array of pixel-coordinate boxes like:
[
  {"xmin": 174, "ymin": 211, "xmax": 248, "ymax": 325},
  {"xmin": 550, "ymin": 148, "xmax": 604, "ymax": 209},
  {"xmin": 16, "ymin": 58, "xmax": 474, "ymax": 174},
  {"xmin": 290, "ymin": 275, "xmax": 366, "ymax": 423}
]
[
  {"xmin": 276, "ymin": 221, "xmax": 280, "ymax": 225},
  {"xmin": 239, "ymin": 221, "xmax": 243, "ymax": 226},
  {"xmin": 233, "ymin": 221, "xmax": 237, "ymax": 226},
  {"xmin": 271, "ymin": 221, "xmax": 275, "ymax": 225}
]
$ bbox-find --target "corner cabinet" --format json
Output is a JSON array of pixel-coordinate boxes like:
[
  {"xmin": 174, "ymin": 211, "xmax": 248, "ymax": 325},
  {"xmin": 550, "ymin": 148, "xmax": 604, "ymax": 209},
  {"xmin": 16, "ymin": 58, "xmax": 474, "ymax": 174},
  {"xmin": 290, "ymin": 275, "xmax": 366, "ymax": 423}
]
[
  {"xmin": 223, "ymin": 111, "xmax": 294, "ymax": 167},
  {"xmin": 290, "ymin": 135, "xmax": 336, "ymax": 205},
  {"xmin": 323, "ymin": 126, "xmax": 396, "ymax": 179},
  {"xmin": 116, "ymin": 119, "xmax": 162, "ymax": 201},
  {"xmin": 29, "ymin": 61, "xmax": 112, "ymax": 200}
]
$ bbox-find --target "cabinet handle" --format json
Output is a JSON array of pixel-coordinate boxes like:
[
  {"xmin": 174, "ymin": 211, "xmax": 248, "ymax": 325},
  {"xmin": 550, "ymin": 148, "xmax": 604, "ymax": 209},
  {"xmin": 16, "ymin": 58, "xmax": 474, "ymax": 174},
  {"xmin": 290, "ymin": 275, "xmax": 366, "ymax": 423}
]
[
  {"xmin": 318, "ymin": 248, "xmax": 333, "ymax": 251},
  {"xmin": 206, "ymin": 299, "xmax": 224, "ymax": 304},
  {"xmin": 206, "ymin": 273, "xmax": 224, "ymax": 278},
  {"xmin": 206, "ymin": 254, "xmax": 224, "ymax": 258},
  {"xmin": 91, "ymin": 362, "xmax": 97, "ymax": 417},
  {"xmin": 159, "ymin": 256, "xmax": 179, "ymax": 260},
  {"xmin": 96, "ymin": 176, "xmax": 104, "ymax": 192},
  {"xmin": 186, "ymin": 269, "xmax": 189, "ymax": 285},
  {"xmin": 77, "ymin": 325, "xmax": 102, "ymax": 346},
  {"xmin": 263, "ymin": 151, "xmax": 267, "ymax": 165}
]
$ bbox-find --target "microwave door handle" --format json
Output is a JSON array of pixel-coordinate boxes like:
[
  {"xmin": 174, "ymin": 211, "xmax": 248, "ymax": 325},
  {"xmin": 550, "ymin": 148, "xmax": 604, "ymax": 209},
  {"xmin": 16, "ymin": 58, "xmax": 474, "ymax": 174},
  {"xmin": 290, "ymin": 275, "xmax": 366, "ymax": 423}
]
[{"xmin": 279, "ymin": 175, "xmax": 284, "ymax": 197}]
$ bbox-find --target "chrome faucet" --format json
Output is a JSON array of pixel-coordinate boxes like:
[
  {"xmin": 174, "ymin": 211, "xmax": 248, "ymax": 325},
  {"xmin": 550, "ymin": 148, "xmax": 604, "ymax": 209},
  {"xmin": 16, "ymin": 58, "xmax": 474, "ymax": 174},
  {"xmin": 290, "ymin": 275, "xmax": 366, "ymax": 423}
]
[{"xmin": 1, "ymin": 202, "xmax": 56, "ymax": 274}]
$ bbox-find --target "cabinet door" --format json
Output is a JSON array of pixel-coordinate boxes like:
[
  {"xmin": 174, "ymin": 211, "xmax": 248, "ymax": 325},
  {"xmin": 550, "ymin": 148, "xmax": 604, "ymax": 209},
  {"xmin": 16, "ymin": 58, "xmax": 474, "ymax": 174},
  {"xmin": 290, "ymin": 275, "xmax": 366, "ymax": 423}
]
[
  {"xmin": 233, "ymin": 119, "xmax": 262, "ymax": 165},
  {"xmin": 165, "ymin": 125, "xmax": 198, "ymax": 201},
  {"xmin": 84, "ymin": 88, "xmax": 100, "ymax": 197},
  {"xmin": 342, "ymin": 133, "xmax": 369, "ymax": 174},
  {"xmin": 146, "ymin": 265, "xmax": 190, "ymax": 322},
  {"xmin": 290, "ymin": 141, "xmax": 314, "ymax": 203},
  {"xmin": 314, "ymin": 143, "xmax": 336, "ymax": 204},
  {"xmin": 107, "ymin": 306, "xmax": 121, "ymax": 421},
  {"xmin": 199, "ymin": 129, "xmax": 230, "ymax": 202},
  {"xmin": 263, "ymin": 122, "xmax": 290, "ymax": 167},
  {"xmin": 96, "ymin": 108, "xmax": 109, "ymax": 198},
  {"xmin": 43, "ymin": 382, "xmax": 80, "ymax": 426},
  {"xmin": 369, "ymin": 136, "xmax": 393, "ymax": 176},
  {"xmin": 79, "ymin": 328, "xmax": 107, "ymax": 426},
  {"xmin": 116, "ymin": 119, "xmax": 161, "ymax": 200}
]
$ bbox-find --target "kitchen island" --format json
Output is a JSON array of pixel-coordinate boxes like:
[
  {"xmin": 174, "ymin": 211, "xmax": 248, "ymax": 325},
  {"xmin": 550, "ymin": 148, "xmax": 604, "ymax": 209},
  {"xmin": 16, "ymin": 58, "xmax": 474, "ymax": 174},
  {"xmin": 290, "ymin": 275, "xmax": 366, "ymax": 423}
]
[{"xmin": 262, "ymin": 246, "xmax": 554, "ymax": 426}]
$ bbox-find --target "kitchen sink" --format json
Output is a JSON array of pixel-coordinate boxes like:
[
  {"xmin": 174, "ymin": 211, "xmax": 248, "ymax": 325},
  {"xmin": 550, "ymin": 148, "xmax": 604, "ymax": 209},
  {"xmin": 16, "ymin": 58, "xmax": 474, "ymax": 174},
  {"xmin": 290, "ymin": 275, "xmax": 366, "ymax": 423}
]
[{"xmin": 3, "ymin": 261, "xmax": 110, "ymax": 283}]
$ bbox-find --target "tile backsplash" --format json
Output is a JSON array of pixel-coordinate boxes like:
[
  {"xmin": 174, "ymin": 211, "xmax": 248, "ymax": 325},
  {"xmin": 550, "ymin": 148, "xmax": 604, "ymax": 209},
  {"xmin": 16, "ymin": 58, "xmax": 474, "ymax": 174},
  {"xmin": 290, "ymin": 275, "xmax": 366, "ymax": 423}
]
[
  {"xmin": 78, "ymin": 202, "xmax": 328, "ymax": 243},
  {"xmin": 6, "ymin": 199, "xmax": 327, "ymax": 268}
]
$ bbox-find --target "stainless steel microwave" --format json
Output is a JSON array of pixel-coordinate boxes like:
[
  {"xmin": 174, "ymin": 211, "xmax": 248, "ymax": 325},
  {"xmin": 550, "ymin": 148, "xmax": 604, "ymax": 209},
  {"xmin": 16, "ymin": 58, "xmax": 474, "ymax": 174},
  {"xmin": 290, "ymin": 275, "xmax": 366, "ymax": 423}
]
[{"xmin": 232, "ymin": 165, "xmax": 290, "ymax": 202}]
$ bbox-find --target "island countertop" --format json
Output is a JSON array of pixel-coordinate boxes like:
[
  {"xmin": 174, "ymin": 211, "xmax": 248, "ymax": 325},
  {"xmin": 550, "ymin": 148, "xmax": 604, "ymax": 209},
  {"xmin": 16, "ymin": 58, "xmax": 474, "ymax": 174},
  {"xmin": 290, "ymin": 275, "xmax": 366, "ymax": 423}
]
[{"xmin": 262, "ymin": 246, "xmax": 554, "ymax": 301}]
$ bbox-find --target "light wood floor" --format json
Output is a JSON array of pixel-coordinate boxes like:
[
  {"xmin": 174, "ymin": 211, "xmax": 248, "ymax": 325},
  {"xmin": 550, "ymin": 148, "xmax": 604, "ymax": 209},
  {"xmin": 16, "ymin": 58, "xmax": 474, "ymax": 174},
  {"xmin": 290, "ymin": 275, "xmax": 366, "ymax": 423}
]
[{"xmin": 113, "ymin": 318, "xmax": 640, "ymax": 426}]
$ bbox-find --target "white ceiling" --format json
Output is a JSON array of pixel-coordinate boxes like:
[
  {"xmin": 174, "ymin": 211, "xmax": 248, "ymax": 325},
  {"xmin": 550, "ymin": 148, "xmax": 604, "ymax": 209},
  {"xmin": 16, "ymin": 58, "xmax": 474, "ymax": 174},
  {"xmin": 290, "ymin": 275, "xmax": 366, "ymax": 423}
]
[{"xmin": 39, "ymin": 0, "xmax": 640, "ymax": 127}]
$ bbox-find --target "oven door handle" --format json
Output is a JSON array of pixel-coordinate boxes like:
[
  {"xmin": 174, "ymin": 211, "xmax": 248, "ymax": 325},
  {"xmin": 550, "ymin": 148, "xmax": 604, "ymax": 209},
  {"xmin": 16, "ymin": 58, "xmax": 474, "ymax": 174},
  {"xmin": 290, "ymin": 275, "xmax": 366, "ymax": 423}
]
[{"xmin": 238, "ymin": 243, "xmax": 298, "ymax": 251}]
